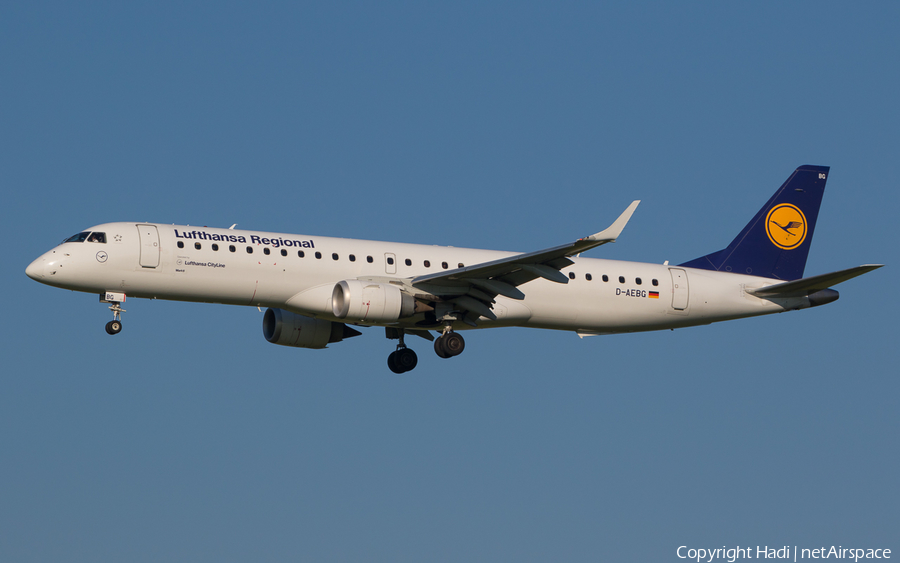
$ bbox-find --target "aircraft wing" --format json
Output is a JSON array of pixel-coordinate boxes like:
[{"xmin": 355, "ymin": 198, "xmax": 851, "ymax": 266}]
[
  {"xmin": 407, "ymin": 201, "xmax": 639, "ymax": 320},
  {"xmin": 745, "ymin": 264, "xmax": 883, "ymax": 298}
]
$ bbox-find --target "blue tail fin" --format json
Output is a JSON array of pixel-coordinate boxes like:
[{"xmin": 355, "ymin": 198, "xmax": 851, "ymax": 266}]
[{"xmin": 679, "ymin": 165, "xmax": 829, "ymax": 280}]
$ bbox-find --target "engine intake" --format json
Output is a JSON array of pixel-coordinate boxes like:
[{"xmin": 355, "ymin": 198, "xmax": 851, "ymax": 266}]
[
  {"xmin": 263, "ymin": 308, "xmax": 360, "ymax": 349},
  {"xmin": 332, "ymin": 280, "xmax": 416, "ymax": 323}
]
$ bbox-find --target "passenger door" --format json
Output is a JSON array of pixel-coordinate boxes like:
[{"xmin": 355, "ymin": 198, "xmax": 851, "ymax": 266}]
[
  {"xmin": 137, "ymin": 224, "xmax": 160, "ymax": 268},
  {"xmin": 669, "ymin": 268, "xmax": 689, "ymax": 310}
]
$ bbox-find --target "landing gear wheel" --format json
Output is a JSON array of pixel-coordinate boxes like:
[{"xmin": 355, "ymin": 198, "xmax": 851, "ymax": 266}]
[
  {"xmin": 104, "ymin": 298, "xmax": 126, "ymax": 335},
  {"xmin": 387, "ymin": 351, "xmax": 404, "ymax": 374},
  {"xmin": 434, "ymin": 336, "xmax": 451, "ymax": 359},
  {"xmin": 385, "ymin": 328, "xmax": 419, "ymax": 373},
  {"xmin": 443, "ymin": 332, "xmax": 465, "ymax": 356},
  {"xmin": 434, "ymin": 332, "xmax": 464, "ymax": 358},
  {"xmin": 396, "ymin": 348, "xmax": 418, "ymax": 372},
  {"xmin": 388, "ymin": 348, "xmax": 418, "ymax": 373}
]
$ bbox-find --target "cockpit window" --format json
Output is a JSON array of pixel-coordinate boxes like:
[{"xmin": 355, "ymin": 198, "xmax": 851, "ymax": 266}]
[
  {"xmin": 64, "ymin": 232, "xmax": 91, "ymax": 243},
  {"xmin": 63, "ymin": 231, "xmax": 107, "ymax": 243}
]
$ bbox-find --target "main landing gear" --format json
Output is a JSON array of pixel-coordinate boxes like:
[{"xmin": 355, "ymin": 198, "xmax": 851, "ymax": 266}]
[
  {"xmin": 384, "ymin": 326, "xmax": 466, "ymax": 373},
  {"xmin": 434, "ymin": 329, "xmax": 465, "ymax": 359},
  {"xmin": 387, "ymin": 329, "xmax": 418, "ymax": 374}
]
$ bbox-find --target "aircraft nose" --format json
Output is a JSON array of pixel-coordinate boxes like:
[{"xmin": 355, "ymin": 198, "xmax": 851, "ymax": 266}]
[{"xmin": 25, "ymin": 257, "xmax": 45, "ymax": 280}]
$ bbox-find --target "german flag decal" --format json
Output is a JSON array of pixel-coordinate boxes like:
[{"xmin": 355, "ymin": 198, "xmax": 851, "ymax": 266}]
[{"xmin": 649, "ymin": 291, "xmax": 659, "ymax": 299}]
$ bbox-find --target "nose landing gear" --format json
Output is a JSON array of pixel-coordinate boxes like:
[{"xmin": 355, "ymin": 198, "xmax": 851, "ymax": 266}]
[{"xmin": 101, "ymin": 292, "xmax": 126, "ymax": 335}]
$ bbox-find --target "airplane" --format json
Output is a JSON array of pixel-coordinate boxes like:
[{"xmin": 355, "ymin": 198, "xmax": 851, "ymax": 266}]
[{"xmin": 26, "ymin": 165, "xmax": 882, "ymax": 373}]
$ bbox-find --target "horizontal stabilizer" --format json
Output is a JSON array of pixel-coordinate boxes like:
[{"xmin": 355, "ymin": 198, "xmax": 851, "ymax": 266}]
[{"xmin": 746, "ymin": 264, "xmax": 883, "ymax": 298}]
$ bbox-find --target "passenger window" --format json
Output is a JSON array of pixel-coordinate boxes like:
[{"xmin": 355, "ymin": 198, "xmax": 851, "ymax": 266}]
[
  {"xmin": 405, "ymin": 258, "xmax": 412, "ymax": 266},
  {"xmin": 332, "ymin": 253, "xmax": 339, "ymax": 260},
  {"xmin": 366, "ymin": 256, "xmax": 373, "ymax": 263},
  {"xmin": 281, "ymin": 249, "xmax": 287, "ymax": 256},
  {"xmin": 442, "ymin": 262, "xmax": 448, "ymax": 269},
  {"xmin": 636, "ymin": 277, "xmax": 642, "ymax": 285},
  {"xmin": 264, "ymin": 248, "xmax": 270, "ymax": 255},
  {"xmin": 177, "ymin": 241, "xmax": 184, "ymax": 249},
  {"xmin": 618, "ymin": 276, "xmax": 625, "ymax": 283},
  {"xmin": 315, "ymin": 252, "xmax": 322, "ymax": 259},
  {"xmin": 229, "ymin": 245, "xmax": 236, "ymax": 252},
  {"xmin": 87, "ymin": 232, "xmax": 106, "ymax": 243},
  {"xmin": 298, "ymin": 250, "xmax": 305, "ymax": 258},
  {"xmin": 602, "ymin": 275, "xmax": 609, "ymax": 282},
  {"xmin": 195, "ymin": 242, "xmax": 202, "ymax": 250},
  {"xmin": 349, "ymin": 254, "xmax": 356, "ymax": 262},
  {"xmin": 458, "ymin": 263, "xmax": 464, "ymax": 268},
  {"xmin": 64, "ymin": 232, "xmax": 91, "ymax": 243},
  {"xmin": 568, "ymin": 272, "xmax": 575, "ymax": 280},
  {"xmin": 387, "ymin": 257, "xmax": 394, "ymax": 265},
  {"xmin": 246, "ymin": 246, "xmax": 253, "ymax": 254},
  {"xmin": 212, "ymin": 244, "xmax": 219, "ymax": 251},
  {"xmin": 586, "ymin": 273, "xmax": 592, "ymax": 281},
  {"xmin": 652, "ymin": 279, "xmax": 658, "ymax": 286},
  {"xmin": 424, "ymin": 260, "xmax": 430, "ymax": 268}
]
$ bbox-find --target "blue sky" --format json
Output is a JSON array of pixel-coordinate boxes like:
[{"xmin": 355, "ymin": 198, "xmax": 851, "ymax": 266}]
[{"xmin": 2, "ymin": 3, "xmax": 897, "ymax": 561}]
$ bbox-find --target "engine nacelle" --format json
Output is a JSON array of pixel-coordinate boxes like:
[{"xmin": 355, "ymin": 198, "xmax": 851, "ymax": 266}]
[
  {"xmin": 263, "ymin": 308, "xmax": 360, "ymax": 349},
  {"xmin": 332, "ymin": 280, "xmax": 416, "ymax": 323}
]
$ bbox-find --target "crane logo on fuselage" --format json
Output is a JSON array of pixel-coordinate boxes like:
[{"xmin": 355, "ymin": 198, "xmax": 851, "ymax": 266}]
[{"xmin": 765, "ymin": 204, "xmax": 807, "ymax": 250}]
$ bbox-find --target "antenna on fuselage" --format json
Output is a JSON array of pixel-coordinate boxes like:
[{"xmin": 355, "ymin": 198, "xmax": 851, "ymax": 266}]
[{"xmin": 229, "ymin": 224, "xmax": 237, "ymax": 230}]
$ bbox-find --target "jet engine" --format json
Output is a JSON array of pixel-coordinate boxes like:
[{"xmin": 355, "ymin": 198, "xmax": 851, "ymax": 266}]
[
  {"xmin": 332, "ymin": 280, "xmax": 416, "ymax": 323},
  {"xmin": 263, "ymin": 308, "xmax": 360, "ymax": 349}
]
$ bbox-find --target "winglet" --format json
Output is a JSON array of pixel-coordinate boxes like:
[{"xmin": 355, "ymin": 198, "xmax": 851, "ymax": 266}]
[{"xmin": 584, "ymin": 200, "xmax": 640, "ymax": 242}]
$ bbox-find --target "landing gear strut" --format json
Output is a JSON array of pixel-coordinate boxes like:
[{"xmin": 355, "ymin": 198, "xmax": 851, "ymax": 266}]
[
  {"xmin": 101, "ymin": 292, "xmax": 126, "ymax": 335},
  {"xmin": 386, "ymin": 329, "xmax": 418, "ymax": 374},
  {"xmin": 434, "ymin": 326, "xmax": 465, "ymax": 359}
]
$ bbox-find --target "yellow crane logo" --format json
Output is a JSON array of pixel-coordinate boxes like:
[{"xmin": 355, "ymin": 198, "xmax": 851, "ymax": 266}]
[{"xmin": 765, "ymin": 203, "xmax": 807, "ymax": 250}]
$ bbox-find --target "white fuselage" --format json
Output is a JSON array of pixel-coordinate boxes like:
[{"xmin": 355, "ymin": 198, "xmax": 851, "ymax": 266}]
[{"xmin": 26, "ymin": 222, "xmax": 809, "ymax": 335}]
